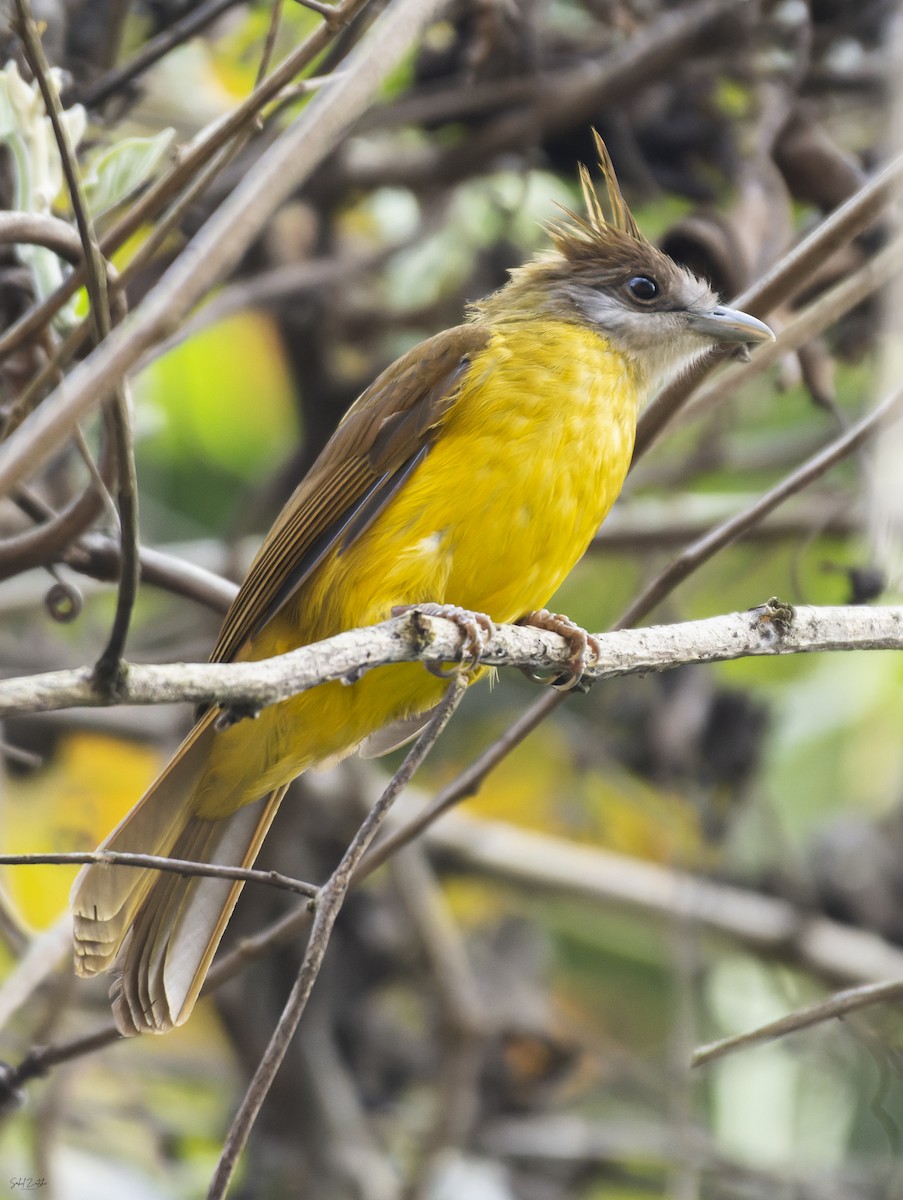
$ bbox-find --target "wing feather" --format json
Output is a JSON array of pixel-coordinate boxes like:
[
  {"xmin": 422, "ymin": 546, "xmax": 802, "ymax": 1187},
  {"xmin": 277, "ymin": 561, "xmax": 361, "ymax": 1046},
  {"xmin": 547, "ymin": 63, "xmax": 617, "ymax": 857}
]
[{"xmin": 210, "ymin": 325, "xmax": 488, "ymax": 664}]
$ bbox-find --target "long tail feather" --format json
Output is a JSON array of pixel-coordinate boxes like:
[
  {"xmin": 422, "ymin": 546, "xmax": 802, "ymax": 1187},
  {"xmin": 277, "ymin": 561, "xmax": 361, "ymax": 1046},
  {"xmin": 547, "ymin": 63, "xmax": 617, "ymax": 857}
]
[
  {"xmin": 71, "ymin": 713, "xmax": 218, "ymax": 977},
  {"xmin": 111, "ymin": 786, "xmax": 287, "ymax": 1035},
  {"xmin": 71, "ymin": 714, "xmax": 289, "ymax": 1035}
]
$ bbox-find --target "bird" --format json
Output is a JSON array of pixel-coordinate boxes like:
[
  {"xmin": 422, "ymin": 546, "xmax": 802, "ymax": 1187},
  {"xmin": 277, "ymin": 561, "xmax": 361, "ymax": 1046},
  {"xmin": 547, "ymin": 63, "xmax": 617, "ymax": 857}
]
[{"xmin": 71, "ymin": 133, "xmax": 774, "ymax": 1035}]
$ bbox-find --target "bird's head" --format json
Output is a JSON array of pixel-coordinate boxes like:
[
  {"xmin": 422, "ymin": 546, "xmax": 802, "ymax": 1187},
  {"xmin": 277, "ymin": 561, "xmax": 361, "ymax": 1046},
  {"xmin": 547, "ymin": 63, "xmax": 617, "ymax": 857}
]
[{"xmin": 476, "ymin": 132, "xmax": 774, "ymax": 397}]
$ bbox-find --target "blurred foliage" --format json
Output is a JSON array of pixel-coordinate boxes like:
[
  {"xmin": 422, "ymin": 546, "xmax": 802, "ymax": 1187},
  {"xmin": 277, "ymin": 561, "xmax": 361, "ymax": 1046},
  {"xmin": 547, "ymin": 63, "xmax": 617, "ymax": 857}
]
[
  {"xmin": 0, "ymin": 0, "xmax": 901, "ymax": 1197},
  {"xmin": 1, "ymin": 731, "xmax": 159, "ymax": 929},
  {"xmin": 135, "ymin": 310, "xmax": 299, "ymax": 532}
]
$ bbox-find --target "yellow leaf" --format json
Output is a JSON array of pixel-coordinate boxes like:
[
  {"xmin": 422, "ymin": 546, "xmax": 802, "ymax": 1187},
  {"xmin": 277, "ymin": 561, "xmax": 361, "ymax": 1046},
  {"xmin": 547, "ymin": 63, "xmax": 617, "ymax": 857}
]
[{"xmin": 1, "ymin": 732, "xmax": 160, "ymax": 929}]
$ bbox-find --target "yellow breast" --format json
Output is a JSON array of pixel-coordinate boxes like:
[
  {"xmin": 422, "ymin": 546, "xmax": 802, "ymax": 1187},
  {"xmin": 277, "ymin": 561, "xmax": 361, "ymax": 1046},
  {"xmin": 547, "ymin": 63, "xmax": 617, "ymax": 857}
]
[
  {"xmin": 196, "ymin": 319, "xmax": 641, "ymax": 813},
  {"xmin": 339, "ymin": 318, "xmax": 640, "ymax": 626}
]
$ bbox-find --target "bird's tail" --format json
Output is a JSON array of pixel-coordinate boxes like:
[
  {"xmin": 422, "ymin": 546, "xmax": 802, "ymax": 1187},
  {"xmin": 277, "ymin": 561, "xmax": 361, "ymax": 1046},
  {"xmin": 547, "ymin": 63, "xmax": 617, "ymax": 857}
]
[{"xmin": 71, "ymin": 714, "xmax": 287, "ymax": 1035}]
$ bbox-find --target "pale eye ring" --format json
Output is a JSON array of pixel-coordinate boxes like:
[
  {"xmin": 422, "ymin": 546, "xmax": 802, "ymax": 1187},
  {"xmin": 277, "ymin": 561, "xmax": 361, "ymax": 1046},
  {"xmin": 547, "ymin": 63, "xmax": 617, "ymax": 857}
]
[{"xmin": 627, "ymin": 275, "xmax": 659, "ymax": 302}]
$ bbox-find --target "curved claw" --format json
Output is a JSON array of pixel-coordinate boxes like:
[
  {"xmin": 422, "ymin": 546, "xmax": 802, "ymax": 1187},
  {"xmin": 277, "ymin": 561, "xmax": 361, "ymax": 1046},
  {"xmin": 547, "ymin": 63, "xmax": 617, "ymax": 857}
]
[
  {"xmin": 520, "ymin": 609, "xmax": 600, "ymax": 691},
  {"xmin": 393, "ymin": 603, "xmax": 495, "ymax": 675}
]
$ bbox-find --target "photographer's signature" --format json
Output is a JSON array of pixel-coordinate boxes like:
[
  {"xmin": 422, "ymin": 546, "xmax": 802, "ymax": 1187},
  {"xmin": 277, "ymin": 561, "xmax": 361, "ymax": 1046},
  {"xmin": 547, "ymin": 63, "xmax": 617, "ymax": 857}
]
[{"xmin": 9, "ymin": 1180, "xmax": 46, "ymax": 1191}]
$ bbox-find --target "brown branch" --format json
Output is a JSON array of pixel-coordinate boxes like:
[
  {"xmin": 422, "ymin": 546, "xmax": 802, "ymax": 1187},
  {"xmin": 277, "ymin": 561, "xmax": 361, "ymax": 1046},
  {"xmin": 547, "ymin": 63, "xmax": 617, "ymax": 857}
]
[
  {"xmin": 679, "ymin": 227, "xmax": 903, "ymax": 432},
  {"xmin": 0, "ymin": 533, "xmax": 240, "ymax": 614},
  {"xmin": 635, "ymin": 151, "xmax": 903, "ymax": 458},
  {"xmin": 617, "ymin": 382, "xmax": 903, "ymax": 629},
  {"xmin": 14, "ymin": 0, "xmax": 140, "ymax": 691},
  {"xmin": 0, "ymin": 850, "xmax": 319, "ymax": 899},
  {"xmin": 207, "ymin": 674, "xmax": 467, "ymax": 1199},
  {"xmin": 0, "ymin": 479, "xmax": 107, "ymax": 581},
  {"xmin": 693, "ymin": 980, "xmax": 903, "ymax": 1068},
  {"xmin": 75, "ymin": 0, "xmax": 250, "ymax": 110},
  {"xmin": 0, "ymin": 0, "xmax": 375, "ymax": 370},
  {"xmin": 71, "ymin": 532, "xmax": 238, "ymax": 612},
  {"xmin": 0, "ymin": 1024, "xmax": 121, "ymax": 1100},
  {"xmin": 0, "ymin": 0, "xmax": 448, "ymax": 501}
]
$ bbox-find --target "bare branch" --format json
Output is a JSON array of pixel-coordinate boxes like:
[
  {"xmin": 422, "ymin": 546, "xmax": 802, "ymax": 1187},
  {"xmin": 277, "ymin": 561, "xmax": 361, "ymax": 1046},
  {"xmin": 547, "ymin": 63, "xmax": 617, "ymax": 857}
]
[
  {"xmin": 418, "ymin": 808, "xmax": 903, "ymax": 986},
  {"xmin": 681, "ymin": 227, "xmax": 903, "ymax": 430},
  {"xmin": 0, "ymin": 604, "xmax": 901, "ymax": 719},
  {"xmin": 75, "ymin": 0, "xmax": 248, "ymax": 110},
  {"xmin": 692, "ymin": 981, "xmax": 903, "ymax": 1068},
  {"xmin": 635, "ymin": 151, "xmax": 903, "ymax": 457},
  {"xmin": 208, "ymin": 675, "xmax": 468, "ymax": 1199},
  {"xmin": 617, "ymin": 383, "xmax": 903, "ymax": 628},
  {"xmin": 0, "ymin": 850, "xmax": 318, "ymax": 899},
  {"xmin": 15, "ymin": 0, "xmax": 140, "ymax": 688},
  {"xmin": 0, "ymin": 0, "xmax": 448, "ymax": 500}
]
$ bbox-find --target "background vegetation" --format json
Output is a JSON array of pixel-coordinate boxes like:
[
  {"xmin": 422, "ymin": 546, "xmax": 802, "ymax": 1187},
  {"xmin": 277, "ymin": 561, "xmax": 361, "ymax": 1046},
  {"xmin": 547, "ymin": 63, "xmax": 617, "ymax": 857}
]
[{"xmin": 0, "ymin": 0, "xmax": 902, "ymax": 1197}]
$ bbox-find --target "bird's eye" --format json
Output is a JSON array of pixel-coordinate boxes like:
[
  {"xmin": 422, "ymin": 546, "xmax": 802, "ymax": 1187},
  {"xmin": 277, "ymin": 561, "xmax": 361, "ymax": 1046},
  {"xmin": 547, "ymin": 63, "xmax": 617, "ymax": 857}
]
[{"xmin": 627, "ymin": 275, "xmax": 659, "ymax": 302}]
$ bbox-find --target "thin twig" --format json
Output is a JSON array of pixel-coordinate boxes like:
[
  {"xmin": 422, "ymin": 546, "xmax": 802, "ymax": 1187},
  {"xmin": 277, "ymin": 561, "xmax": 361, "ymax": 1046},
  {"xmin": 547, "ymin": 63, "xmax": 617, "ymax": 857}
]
[
  {"xmin": 635, "ymin": 151, "xmax": 903, "ymax": 457},
  {"xmin": 679, "ymin": 227, "xmax": 903, "ymax": 432},
  {"xmin": 76, "ymin": 0, "xmax": 249, "ymax": 110},
  {"xmin": 617, "ymin": 382, "xmax": 903, "ymax": 628},
  {"xmin": 359, "ymin": 688, "xmax": 563, "ymax": 878},
  {"xmin": 0, "ymin": 0, "xmax": 448, "ymax": 500},
  {"xmin": 0, "ymin": 850, "xmax": 319, "ymax": 899},
  {"xmin": 692, "ymin": 981, "xmax": 903, "ymax": 1068},
  {"xmin": 294, "ymin": 0, "xmax": 340, "ymax": 18},
  {"xmin": 15, "ymin": 0, "xmax": 141, "ymax": 689},
  {"xmin": 255, "ymin": 0, "xmax": 286, "ymax": 90},
  {"xmin": 1, "ymin": 1026, "xmax": 121, "ymax": 1097},
  {"xmin": 207, "ymin": 675, "xmax": 467, "ymax": 1200},
  {"xmin": 0, "ymin": 0, "xmax": 375, "ymax": 370}
]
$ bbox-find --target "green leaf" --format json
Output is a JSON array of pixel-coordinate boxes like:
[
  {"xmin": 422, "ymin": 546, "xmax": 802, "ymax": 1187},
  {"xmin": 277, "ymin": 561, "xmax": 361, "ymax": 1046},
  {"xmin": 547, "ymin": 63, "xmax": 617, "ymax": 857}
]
[{"xmin": 83, "ymin": 128, "xmax": 176, "ymax": 218}]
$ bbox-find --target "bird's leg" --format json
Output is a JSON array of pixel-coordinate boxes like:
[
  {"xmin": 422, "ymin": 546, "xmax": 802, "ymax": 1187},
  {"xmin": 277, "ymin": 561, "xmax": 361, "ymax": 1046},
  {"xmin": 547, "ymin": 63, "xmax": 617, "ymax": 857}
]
[
  {"xmin": 519, "ymin": 608, "xmax": 601, "ymax": 692},
  {"xmin": 392, "ymin": 603, "xmax": 495, "ymax": 676}
]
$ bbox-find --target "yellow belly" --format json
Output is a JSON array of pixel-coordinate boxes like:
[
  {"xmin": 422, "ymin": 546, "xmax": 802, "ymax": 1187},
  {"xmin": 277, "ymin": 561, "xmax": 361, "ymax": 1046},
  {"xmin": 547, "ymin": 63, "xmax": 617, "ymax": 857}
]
[{"xmin": 194, "ymin": 320, "xmax": 640, "ymax": 816}]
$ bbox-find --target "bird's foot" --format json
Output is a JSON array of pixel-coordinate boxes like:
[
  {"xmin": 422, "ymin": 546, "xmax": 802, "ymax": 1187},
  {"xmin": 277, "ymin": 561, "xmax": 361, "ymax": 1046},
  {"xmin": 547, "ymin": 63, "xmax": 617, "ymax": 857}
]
[
  {"xmin": 393, "ymin": 603, "xmax": 495, "ymax": 676},
  {"xmin": 214, "ymin": 701, "xmax": 262, "ymax": 731},
  {"xmin": 519, "ymin": 609, "xmax": 600, "ymax": 692}
]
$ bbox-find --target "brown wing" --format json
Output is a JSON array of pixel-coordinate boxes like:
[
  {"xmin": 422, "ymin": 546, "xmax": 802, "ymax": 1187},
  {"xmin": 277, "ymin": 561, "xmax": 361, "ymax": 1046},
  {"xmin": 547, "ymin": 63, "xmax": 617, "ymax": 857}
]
[{"xmin": 209, "ymin": 324, "xmax": 489, "ymax": 664}]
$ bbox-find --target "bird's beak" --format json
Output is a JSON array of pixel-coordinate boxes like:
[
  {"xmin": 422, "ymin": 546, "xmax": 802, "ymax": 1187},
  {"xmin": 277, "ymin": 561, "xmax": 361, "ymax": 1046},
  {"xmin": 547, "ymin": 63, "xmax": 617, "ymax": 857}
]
[{"xmin": 686, "ymin": 305, "xmax": 775, "ymax": 346}]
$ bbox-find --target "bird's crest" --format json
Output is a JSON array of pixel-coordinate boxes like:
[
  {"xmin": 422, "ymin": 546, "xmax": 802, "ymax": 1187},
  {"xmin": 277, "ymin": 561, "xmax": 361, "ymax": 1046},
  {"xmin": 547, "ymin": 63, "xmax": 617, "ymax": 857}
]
[
  {"xmin": 549, "ymin": 130, "xmax": 648, "ymax": 257},
  {"xmin": 471, "ymin": 129, "xmax": 672, "ymax": 323}
]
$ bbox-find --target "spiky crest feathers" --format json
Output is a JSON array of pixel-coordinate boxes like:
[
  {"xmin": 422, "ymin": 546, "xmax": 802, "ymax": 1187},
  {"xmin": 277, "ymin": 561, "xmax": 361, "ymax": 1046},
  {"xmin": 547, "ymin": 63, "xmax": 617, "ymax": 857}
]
[{"xmin": 471, "ymin": 131, "xmax": 690, "ymax": 323}]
